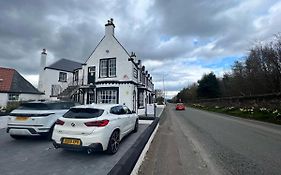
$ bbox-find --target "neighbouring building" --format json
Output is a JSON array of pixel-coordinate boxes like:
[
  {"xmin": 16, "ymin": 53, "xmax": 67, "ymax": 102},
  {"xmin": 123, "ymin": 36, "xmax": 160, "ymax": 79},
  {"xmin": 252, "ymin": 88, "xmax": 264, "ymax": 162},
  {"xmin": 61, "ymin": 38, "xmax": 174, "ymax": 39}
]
[
  {"xmin": 0, "ymin": 67, "xmax": 43, "ymax": 107},
  {"xmin": 39, "ymin": 19, "xmax": 154, "ymax": 114}
]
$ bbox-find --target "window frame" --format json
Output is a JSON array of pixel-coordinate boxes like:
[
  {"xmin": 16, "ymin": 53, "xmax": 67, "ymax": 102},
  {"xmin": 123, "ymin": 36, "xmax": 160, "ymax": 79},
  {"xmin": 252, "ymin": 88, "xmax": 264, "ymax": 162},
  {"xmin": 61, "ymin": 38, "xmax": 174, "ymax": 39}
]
[
  {"xmin": 138, "ymin": 90, "xmax": 144, "ymax": 109},
  {"xmin": 96, "ymin": 87, "xmax": 119, "ymax": 104},
  {"xmin": 58, "ymin": 72, "xmax": 67, "ymax": 82},
  {"xmin": 99, "ymin": 58, "xmax": 116, "ymax": 78},
  {"xmin": 133, "ymin": 68, "xmax": 138, "ymax": 79},
  {"xmin": 8, "ymin": 93, "xmax": 19, "ymax": 101}
]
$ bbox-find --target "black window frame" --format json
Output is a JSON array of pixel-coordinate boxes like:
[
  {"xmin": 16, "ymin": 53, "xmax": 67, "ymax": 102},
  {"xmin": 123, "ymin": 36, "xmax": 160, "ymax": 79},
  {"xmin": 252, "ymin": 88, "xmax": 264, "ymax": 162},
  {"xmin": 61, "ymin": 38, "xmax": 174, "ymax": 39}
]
[
  {"xmin": 133, "ymin": 68, "xmax": 138, "ymax": 79},
  {"xmin": 59, "ymin": 72, "xmax": 67, "ymax": 82},
  {"xmin": 99, "ymin": 58, "xmax": 116, "ymax": 78}
]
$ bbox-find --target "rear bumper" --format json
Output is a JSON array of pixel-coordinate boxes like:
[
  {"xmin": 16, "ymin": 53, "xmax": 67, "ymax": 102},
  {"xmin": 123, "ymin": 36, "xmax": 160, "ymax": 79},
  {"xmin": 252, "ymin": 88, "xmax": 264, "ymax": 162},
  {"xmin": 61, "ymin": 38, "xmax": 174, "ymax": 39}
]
[
  {"xmin": 52, "ymin": 130, "xmax": 110, "ymax": 151},
  {"xmin": 7, "ymin": 126, "xmax": 50, "ymax": 136},
  {"xmin": 53, "ymin": 141, "xmax": 103, "ymax": 151}
]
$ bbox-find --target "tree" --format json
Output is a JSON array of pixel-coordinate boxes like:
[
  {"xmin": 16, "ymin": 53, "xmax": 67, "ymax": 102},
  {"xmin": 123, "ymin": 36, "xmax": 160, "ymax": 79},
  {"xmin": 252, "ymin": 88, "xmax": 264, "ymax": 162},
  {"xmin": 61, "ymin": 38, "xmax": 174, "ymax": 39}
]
[{"xmin": 197, "ymin": 72, "xmax": 220, "ymax": 98}]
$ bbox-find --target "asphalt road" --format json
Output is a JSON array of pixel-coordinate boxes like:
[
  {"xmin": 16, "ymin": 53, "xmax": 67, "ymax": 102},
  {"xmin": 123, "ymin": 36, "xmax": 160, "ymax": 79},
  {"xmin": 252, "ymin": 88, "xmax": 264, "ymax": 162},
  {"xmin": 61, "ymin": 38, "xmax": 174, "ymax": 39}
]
[
  {"xmin": 139, "ymin": 104, "xmax": 281, "ymax": 175},
  {"xmin": 0, "ymin": 124, "xmax": 149, "ymax": 175}
]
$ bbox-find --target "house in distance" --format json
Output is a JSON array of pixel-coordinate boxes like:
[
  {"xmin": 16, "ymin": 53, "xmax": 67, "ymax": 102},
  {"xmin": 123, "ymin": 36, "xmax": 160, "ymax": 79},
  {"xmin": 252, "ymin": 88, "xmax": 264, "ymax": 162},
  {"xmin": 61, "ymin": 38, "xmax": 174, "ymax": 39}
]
[{"xmin": 39, "ymin": 19, "xmax": 154, "ymax": 114}]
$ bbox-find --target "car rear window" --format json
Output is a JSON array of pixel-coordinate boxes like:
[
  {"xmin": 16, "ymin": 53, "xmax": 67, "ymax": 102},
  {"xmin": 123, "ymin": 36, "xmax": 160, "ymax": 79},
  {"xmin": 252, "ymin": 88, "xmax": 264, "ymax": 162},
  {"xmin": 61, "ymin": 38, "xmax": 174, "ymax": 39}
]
[
  {"xmin": 63, "ymin": 108, "xmax": 104, "ymax": 119},
  {"xmin": 18, "ymin": 103, "xmax": 49, "ymax": 110},
  {"xmin": 17, "ymin": 102, "xmax": 75, "ymax": 110}
]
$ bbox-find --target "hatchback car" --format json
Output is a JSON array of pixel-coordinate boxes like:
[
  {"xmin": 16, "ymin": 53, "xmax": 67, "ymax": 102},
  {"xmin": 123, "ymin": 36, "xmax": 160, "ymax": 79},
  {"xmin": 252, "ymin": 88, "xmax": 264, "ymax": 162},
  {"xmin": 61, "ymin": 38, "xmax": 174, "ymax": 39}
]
[
  {"xmin": 52, "ymin": 104, "xmax": 139, "ymax": 154},
  {"xmin": 176, "ymin": 103, "xmax": 185, "ymax": 110},
  {"xmin": 7, "ymin": 101, "xmax": 75, "ymax": 139}
]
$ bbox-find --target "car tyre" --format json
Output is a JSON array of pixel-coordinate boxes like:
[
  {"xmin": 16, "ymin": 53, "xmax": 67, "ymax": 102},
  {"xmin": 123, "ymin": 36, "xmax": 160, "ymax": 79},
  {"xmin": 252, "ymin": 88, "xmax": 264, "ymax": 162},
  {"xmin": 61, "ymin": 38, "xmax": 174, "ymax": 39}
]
[
  {"xmin": 106, "ymin": 130, "xmax": 120, "ymax": 154},
  {"xmin": 133, "ymin": 119, "xmax": 139, "ymax": 133},
  {"xmin": 46, "ymin": 125, "xmax": 55, "ymax": 140}
]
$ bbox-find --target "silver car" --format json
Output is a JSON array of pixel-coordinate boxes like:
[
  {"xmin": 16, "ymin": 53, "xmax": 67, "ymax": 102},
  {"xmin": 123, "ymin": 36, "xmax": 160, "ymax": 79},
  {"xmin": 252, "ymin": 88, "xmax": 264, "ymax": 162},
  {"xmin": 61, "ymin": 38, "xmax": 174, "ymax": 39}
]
[{"xmin": 7, "ymin": 101, "xmax": 75, "ymax": 139}]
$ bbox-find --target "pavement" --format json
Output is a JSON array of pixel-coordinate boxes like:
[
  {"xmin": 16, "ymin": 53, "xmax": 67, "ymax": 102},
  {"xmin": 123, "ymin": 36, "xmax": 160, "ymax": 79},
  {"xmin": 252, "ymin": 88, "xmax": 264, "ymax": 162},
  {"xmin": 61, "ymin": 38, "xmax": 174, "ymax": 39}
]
[
  {"xmin": 0, "ymin": 115, "xmax": 9, "ymax": 129},
  {"xmin": 139, "ymin": 104, "xmax": 281, "ymax": 175}
]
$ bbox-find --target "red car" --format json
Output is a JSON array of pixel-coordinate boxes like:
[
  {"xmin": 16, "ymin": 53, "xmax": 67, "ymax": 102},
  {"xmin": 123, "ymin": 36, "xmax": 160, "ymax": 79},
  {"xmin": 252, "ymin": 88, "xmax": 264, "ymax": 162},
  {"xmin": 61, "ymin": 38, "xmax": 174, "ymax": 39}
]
[{"xmin": 176, "ymin": 103, "xmax": 185, "ymax": 110}]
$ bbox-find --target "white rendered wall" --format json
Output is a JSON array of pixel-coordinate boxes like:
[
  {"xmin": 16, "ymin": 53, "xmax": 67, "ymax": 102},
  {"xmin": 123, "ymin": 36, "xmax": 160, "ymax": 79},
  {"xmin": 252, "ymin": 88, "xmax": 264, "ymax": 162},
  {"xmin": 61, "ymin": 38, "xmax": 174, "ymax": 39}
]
[
  {"xmin": 85, "ymin": 34, "xmax": 135, "ymax": 84},
  {"xmin": 19, "ymin": 94, "xmax": 42, "ymax": 101},
  {"xmin": 42, "ymin": 69, "xmax": 73, "ymax": 99}
]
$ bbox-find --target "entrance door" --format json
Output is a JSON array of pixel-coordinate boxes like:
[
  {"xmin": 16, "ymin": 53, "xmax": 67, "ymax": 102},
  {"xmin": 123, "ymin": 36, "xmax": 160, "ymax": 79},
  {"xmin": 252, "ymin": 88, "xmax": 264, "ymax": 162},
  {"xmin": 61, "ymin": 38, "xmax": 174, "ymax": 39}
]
[{"xmin": 88, "ymin": 66, "xmax": 95, "ymax": 85}]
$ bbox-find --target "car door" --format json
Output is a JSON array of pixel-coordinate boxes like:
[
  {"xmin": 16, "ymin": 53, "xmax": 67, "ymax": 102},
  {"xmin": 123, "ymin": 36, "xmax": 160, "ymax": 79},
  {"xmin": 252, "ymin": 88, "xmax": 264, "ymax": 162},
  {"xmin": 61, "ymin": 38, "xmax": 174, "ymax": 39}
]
[
  {"xmin": 123, "ymin": 106, "xmax": 134, "ymax": 131},
  {"xmin": 110, "ymin": 106, "xmax": 128, "ymax": 136}
]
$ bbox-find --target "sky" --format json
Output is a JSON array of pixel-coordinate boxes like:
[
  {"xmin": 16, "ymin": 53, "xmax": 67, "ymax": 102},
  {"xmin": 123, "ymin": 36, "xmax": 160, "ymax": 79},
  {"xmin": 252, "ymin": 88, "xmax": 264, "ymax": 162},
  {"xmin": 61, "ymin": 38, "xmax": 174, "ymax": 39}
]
[{"xmin": 1, "ymin": 0, "xmax": 281, "ymax": 98}]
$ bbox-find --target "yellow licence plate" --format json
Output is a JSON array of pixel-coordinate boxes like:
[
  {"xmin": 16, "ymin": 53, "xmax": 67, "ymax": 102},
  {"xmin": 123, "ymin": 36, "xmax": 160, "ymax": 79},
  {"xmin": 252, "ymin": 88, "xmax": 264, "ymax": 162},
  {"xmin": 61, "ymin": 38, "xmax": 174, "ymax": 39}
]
[
  {"xmin": 62, "ymin": 138, "xmax": 81, "ymax": 145},
  {"xmin": 16, "ymin": 116, "xmax": 29, "ymax": 121}
]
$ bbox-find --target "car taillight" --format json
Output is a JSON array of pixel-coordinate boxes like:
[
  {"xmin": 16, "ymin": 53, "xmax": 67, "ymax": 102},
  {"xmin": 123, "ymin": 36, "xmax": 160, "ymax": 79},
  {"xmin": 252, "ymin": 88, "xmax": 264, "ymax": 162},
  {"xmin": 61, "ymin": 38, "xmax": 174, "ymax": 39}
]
[
  {"xmin": 55, "ymin": 119, "xmax": 65, "ymax": 125},
  {"xmin": 84, "ymin": 120, "xmax": 109, "ymax": 127}
]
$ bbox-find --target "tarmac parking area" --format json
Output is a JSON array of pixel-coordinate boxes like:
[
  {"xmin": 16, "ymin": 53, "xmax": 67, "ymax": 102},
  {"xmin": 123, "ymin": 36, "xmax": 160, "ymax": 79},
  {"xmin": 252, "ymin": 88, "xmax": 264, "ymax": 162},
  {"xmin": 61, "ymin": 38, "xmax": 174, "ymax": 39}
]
[{"xmin": 0, "ymin": 124, "xmax": 149, "ymax": 175}]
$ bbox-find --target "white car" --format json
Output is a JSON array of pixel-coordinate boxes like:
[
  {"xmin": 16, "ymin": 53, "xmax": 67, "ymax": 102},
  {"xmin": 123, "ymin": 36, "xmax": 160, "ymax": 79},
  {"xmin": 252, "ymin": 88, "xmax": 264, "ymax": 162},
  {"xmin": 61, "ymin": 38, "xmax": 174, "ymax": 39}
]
[
  {"xmin": 52, "ymin": 104, "xmax": 139, "ymax": 154},
  {"xmin": 7, "ymin": 101, "xmax": 75, "ymax": 139}
]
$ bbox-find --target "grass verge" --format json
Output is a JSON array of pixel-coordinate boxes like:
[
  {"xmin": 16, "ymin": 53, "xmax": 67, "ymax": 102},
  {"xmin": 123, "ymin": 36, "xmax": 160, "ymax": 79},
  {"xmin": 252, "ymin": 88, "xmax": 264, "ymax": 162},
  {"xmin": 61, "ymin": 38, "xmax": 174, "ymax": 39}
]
[{"xmin": 191, "ymin": 104, "xmax": 281, "ymax": 125}]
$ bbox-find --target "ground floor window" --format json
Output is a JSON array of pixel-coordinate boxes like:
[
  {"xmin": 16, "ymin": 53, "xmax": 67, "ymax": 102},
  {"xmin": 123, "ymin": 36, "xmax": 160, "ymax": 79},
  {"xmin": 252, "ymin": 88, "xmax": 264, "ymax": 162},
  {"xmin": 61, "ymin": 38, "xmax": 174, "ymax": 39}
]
[
  {"xmin": 8, "ymin": 93, "xmax": 19, "ymax": 101},
  {"xmin": 51, "ymin": 85, "xmax": 62, "ymax": 96},
  {"xmin": 97, "ymin": 88, "xmax": 118, "ymax": 104},
  {"xmin": 138, "ymin": 91, "xmax": 144, "ymax": 108}
]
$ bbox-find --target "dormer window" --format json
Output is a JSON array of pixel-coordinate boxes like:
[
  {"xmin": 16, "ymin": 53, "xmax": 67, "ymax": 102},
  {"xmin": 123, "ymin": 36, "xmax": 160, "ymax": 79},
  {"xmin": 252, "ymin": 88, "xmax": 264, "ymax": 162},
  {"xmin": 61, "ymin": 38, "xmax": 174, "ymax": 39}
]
[{"xmin": 99, "ymin": 58, "xmax": 116, "ymax": 78}]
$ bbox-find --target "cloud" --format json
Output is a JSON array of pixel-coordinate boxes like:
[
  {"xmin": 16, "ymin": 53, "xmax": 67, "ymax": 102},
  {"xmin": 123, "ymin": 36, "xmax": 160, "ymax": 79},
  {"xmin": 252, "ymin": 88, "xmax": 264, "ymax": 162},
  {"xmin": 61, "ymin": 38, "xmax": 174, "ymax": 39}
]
[{"xmin": 0, "ymin": 0, "xmax": 280, "ymax": 98}]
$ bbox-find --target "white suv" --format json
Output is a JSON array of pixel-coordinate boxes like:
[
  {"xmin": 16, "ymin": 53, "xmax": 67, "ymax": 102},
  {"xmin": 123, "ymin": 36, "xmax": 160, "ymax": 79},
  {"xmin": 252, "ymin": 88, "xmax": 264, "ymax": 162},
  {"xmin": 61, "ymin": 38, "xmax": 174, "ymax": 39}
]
[
  {"xmin": 7, "ymin": 101, "xmax": 75, "ymax": 139},
  {"xmin": 52, "ymin": 104, "xmax": 139, "ymax": 154}
]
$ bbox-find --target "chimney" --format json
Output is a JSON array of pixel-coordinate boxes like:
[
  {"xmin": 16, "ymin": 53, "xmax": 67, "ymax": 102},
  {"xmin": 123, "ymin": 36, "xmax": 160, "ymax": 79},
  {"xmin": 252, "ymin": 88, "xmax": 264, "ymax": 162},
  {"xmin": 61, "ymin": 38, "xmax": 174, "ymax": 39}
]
[
  {"xmin": 38, "ymin": 48, "xmax": 47, "ymax": 92},
  {"xmin": 40, "ymin": 48, "xmax": 47, "ymax": 68},
  {"xmin": 105, "ymin": 18, "xmax": 115, "ymax": 36}
]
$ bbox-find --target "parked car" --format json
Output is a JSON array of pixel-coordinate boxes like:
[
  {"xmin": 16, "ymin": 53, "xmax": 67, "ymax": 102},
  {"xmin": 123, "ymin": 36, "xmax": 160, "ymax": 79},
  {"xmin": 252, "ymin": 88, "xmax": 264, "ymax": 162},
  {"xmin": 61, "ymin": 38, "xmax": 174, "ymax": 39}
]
[
  {"xmin": 176, "ymin": 103, "xmax": 185, "ymax": 110},
  {"xmin": 52, "ymin": 104, "xmax": 139, "ymax": 154},
  {"xmin": 7, "ymin": 101, "xmax": 75, "ymax": 139}
]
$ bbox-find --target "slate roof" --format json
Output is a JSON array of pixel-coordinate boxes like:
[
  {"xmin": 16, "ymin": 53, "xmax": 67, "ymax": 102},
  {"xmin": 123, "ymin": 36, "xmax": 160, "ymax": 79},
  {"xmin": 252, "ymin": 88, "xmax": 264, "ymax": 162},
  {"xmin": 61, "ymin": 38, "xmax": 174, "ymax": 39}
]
[
  {"xmin": 45, "ymin": 58, "xmax": 83, "ymax": 72},
  {"xmin": 0, "ymin": 67, "xmax": 43, "ymax": 94}
]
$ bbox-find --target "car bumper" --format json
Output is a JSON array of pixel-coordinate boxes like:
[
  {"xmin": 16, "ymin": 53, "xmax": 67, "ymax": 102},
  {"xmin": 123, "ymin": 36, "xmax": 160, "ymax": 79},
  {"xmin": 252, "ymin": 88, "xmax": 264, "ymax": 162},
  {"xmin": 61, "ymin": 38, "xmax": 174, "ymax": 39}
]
[
  {"xmin": 7, "ymin": 125, "xmax": 50, "ymax": 136},
  {"xmin": 52, "ymin": 131, "xmax": 109, "ymax": 151},
  {"xmin": 53, "ymin": 141, "xmax": 103, "ymax": 151}
]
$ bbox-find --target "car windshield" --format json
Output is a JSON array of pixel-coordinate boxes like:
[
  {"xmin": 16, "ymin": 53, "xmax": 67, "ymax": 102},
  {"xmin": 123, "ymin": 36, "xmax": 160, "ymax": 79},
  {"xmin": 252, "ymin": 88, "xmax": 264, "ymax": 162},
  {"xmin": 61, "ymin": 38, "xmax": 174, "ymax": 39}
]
[
  {"xmin": 63, "ymin": 108, "xmax": 104, "ymax": 119},
  {"xmin": 17, "ymin": 102, "xmax": 75, "ymax": 110}
]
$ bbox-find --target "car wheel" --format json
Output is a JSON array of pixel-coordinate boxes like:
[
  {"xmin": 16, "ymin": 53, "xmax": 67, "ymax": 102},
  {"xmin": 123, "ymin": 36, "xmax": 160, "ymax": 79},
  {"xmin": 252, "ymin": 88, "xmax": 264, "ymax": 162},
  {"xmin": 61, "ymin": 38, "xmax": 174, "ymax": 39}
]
[
  {"xmin": 10, "ymin": 135, "xmax": 23, "ymax": 139},
  {"xmin": 107, "ymin": 130, "xmax": 120, "ymax": 154},
  {"xmin": 133, "ymin": 119, "xmax": 139, "ymax": 133},
  {"xmin": 46, "ymin": 125, "xmax": 55, "ymax": 140}
]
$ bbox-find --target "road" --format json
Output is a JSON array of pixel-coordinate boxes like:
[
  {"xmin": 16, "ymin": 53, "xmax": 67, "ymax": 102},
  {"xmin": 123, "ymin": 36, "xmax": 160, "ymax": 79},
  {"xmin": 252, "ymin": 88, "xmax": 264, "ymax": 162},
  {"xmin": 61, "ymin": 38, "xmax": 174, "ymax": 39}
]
[
  {"xmin": 139, "ymin": 104, "xmax": 281, "ymax": 175},
  {"xmin": 0, "ymin": 124, "xmax": 149, "ymax": 175}
]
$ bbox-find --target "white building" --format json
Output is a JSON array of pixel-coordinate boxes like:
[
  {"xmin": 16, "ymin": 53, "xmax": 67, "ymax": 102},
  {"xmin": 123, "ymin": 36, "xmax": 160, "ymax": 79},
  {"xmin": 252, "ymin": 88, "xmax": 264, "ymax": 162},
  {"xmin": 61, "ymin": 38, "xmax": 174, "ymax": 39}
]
[
  {"xmin": 0, "ymin": 67, "xmax": 43, "ymax": 108},
  {"xmin": 39, "ymin": 19, "xmax": 154, "ymax": 114}
]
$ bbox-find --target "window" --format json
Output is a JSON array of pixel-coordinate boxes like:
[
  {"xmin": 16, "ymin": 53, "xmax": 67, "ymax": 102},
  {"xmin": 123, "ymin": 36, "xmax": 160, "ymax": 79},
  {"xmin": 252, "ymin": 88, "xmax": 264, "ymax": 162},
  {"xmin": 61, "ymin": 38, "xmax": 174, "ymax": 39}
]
[
  {"xmin": 108, "ymin": 59, "xmax": 116, "ymax": 77},
  {"xmin": 8, "ymin": 93, "xmax": 19, "ymax": 101},
  {"xmin": 138, "ymin": 91, "xmax": 144, "ymax": 108},
  {"xmin": 97, "ymin": 89, "xmax": 118, "ymax": 104},
  {"xmin": 63, "ymin": 108, "xmax": 104, "ymax": 119},
  {"xmin": 59, "ymin": 72, "xmax": 67, "ymax": 82},
  {"xmin": 73, "ymin": 71, "xmax": 78, "ymax": 81},
  {"xmin": 133, "ymin": 68, "xmax": 138, "ymax": 79},
  {"xmin": 110, "ymin": 106, "xmax": 126, "ymax": 115},
  {"xmin": 99, "ymin": 58, "xmax": 116, "ymax": 77},
  {"xmin": 51, "ymin": 84, "xmax": 62, "ymax": 96}
]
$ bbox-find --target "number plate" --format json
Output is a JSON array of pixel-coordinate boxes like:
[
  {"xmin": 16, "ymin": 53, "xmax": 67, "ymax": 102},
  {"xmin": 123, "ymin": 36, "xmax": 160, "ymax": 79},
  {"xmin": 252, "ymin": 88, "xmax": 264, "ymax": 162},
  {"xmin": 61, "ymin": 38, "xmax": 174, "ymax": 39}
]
[
  {"xmin": 16, "ymin": 116, "xmax": 29, "ymax": 121},
  {"xmin": 62, "ymin": 138, "xmax": 81, "ymax": 145}
]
